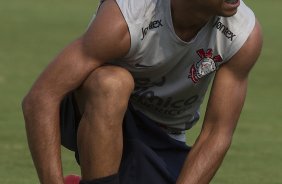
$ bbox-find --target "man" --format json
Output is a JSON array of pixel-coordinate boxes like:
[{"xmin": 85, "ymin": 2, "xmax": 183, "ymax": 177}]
[{"xmin": 22, "ymin": 0, "xmax": 263, "ymax": 183}]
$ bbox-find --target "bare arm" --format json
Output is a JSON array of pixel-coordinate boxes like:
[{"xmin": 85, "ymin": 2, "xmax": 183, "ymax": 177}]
[
  {"xmin": 176, "ymin": 20, "xmax": 263, "ymax": 184},
  {"xmin": 22, "ymin": 1, "xmax": 130, "ymax": 183}
]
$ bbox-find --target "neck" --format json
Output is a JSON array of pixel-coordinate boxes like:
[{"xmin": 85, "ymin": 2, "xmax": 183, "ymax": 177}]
[{"xmin": 171, "ymin": 0, "xmax": 214, "ymax": 41}]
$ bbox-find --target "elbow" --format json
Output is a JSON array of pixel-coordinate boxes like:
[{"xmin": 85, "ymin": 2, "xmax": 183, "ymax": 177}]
[
  {"xmin": 22, "ymin": 93, "xmax": 31, "ymax": 112},
  {"xmin": 22, "ymin": 89, "xmax": 62, "ymax": 123},
  {"xmin": 22, "ymin": 89, "xmax": 45, "ymax": 123},
  {"xmin": 202, "ymin": 124, "xmax": 235, "ymax": 152},
  {"xmin": 201, "ymin": 128, "xmax": 234, "ymax": 153},
  {"xmin": 222, "ymin": 138, "xmax": 232, "ymax": 152},
  {"xmin": 22, "ymin": 92, "xmax": 37, "ymax": 122},
  {"xmin": 215, "ymin": 133, "xmax": 233, "ymax": 154}
]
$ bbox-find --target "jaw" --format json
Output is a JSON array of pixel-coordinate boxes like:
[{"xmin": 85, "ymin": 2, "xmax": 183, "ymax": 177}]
[
  {"xmin": 170, "ymin": 0, "xmax": 240, "ymax": 30},
  {"xmin": 224, "ymin": 0, "xmax": 239, "ymax": 4},
  {"xmin": 219, "ymin": 0, "xmax": 240, "ymax": 17}
]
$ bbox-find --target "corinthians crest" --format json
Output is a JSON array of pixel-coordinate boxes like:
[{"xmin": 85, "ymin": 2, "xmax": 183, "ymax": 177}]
[{"xmin": 188, "ymin": 49, "xmax": 223, "ymax": 83}]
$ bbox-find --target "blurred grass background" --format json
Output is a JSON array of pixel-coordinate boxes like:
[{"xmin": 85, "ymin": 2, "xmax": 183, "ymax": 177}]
[{"xmin": 0, "ymin": 0, "xmax": 281, "ymax": 183}]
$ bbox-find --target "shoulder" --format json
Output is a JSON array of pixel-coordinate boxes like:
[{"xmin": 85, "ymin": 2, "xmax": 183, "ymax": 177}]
[
  {"xmin": 115, "ymin": 0, "xmax": 160, "ymax": 23},
  {"xmin": 213, "ymin": 1, "xmax": 257, "ymax": 62},
  {"xmin": 220, "ymin": 19, "xmax": 263, "ymax": 80},
  {"xmin": 81, "ymin": 0, "xmax": 131, "ymax": 61},
  {"xmin": 113, "ymin": 0, "xmax": 162, "ymax": 57}
]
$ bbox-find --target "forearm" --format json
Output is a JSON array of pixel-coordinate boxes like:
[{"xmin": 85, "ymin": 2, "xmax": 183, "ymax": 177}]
[
  {"xmin": 176, "ymin": 131, "xmax": 232, "ymax": 184},
  {"xmin": 22, "ymin": 95, "xmax": 64, "ymax": 184}
]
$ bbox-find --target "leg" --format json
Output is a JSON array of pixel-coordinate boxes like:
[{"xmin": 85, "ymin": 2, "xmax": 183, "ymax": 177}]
[{"xmin": 75, "ymin": 66, "xmax": 134, "ymax": 181}]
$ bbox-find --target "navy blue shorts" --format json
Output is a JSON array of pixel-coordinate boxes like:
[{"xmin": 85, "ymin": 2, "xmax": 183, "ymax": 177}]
[{"xmin": 60, "ymin": 93, "xmax": 190, "ymax": 184}]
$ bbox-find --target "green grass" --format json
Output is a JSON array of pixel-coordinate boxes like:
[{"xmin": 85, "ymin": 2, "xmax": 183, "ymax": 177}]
[
  {"xmin": 0, "ymin": 1, "xmax": 96, "ymax": 183},
  {"xmin": 0, "ymin": 0, "xmax": 281, "ymax": 183}
]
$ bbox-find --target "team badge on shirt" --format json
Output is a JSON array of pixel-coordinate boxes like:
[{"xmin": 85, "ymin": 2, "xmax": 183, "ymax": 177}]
[{"xmin": 188, "ymin": 49, "xmax": 223, "ymax": 83}]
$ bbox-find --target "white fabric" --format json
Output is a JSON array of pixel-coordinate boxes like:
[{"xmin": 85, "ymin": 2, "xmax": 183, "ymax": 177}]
[{"xmin": 107, "ymin": 0, "xmax": 255, "ymax": 130}]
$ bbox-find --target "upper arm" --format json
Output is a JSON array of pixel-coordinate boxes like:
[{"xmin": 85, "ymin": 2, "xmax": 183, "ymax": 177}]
[
  {"xmin": 26, "ymin": 0, "xmax": 130, "ymax": 102},
  {"xmin": 202, "ymin": 19, "xmax": 263, "ymax": 136}
]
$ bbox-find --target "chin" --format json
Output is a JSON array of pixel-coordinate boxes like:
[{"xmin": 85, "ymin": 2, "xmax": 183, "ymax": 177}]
[{"xmin": 219, "ymin": 9, "xmax": 238, "ymax": 17}]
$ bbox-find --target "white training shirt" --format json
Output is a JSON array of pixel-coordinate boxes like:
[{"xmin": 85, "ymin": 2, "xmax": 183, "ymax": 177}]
[{"xmin": 100, "ymin": 0, "xmax": 255, "ymax": 130}]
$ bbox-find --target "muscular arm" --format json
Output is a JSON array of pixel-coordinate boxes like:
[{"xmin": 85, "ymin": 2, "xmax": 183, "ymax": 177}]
[
  {"xmin": 176, "ymin": 20, "xmax": 263, "ymax": 184},
  {"xmin": 22, "ymin": 1, "xmax": 130, "ymax": 183}
]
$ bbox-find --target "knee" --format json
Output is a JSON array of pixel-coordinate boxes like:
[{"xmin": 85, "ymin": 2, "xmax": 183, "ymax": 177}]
[{"xmin": 81, "ymin": 65, "xmax": 134, "ymax": 103}]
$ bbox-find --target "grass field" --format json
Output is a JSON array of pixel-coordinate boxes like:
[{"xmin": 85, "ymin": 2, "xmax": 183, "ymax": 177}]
[{"xmin": 0, "ymin": 0, "xmax": 281, "ymax": 183}]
